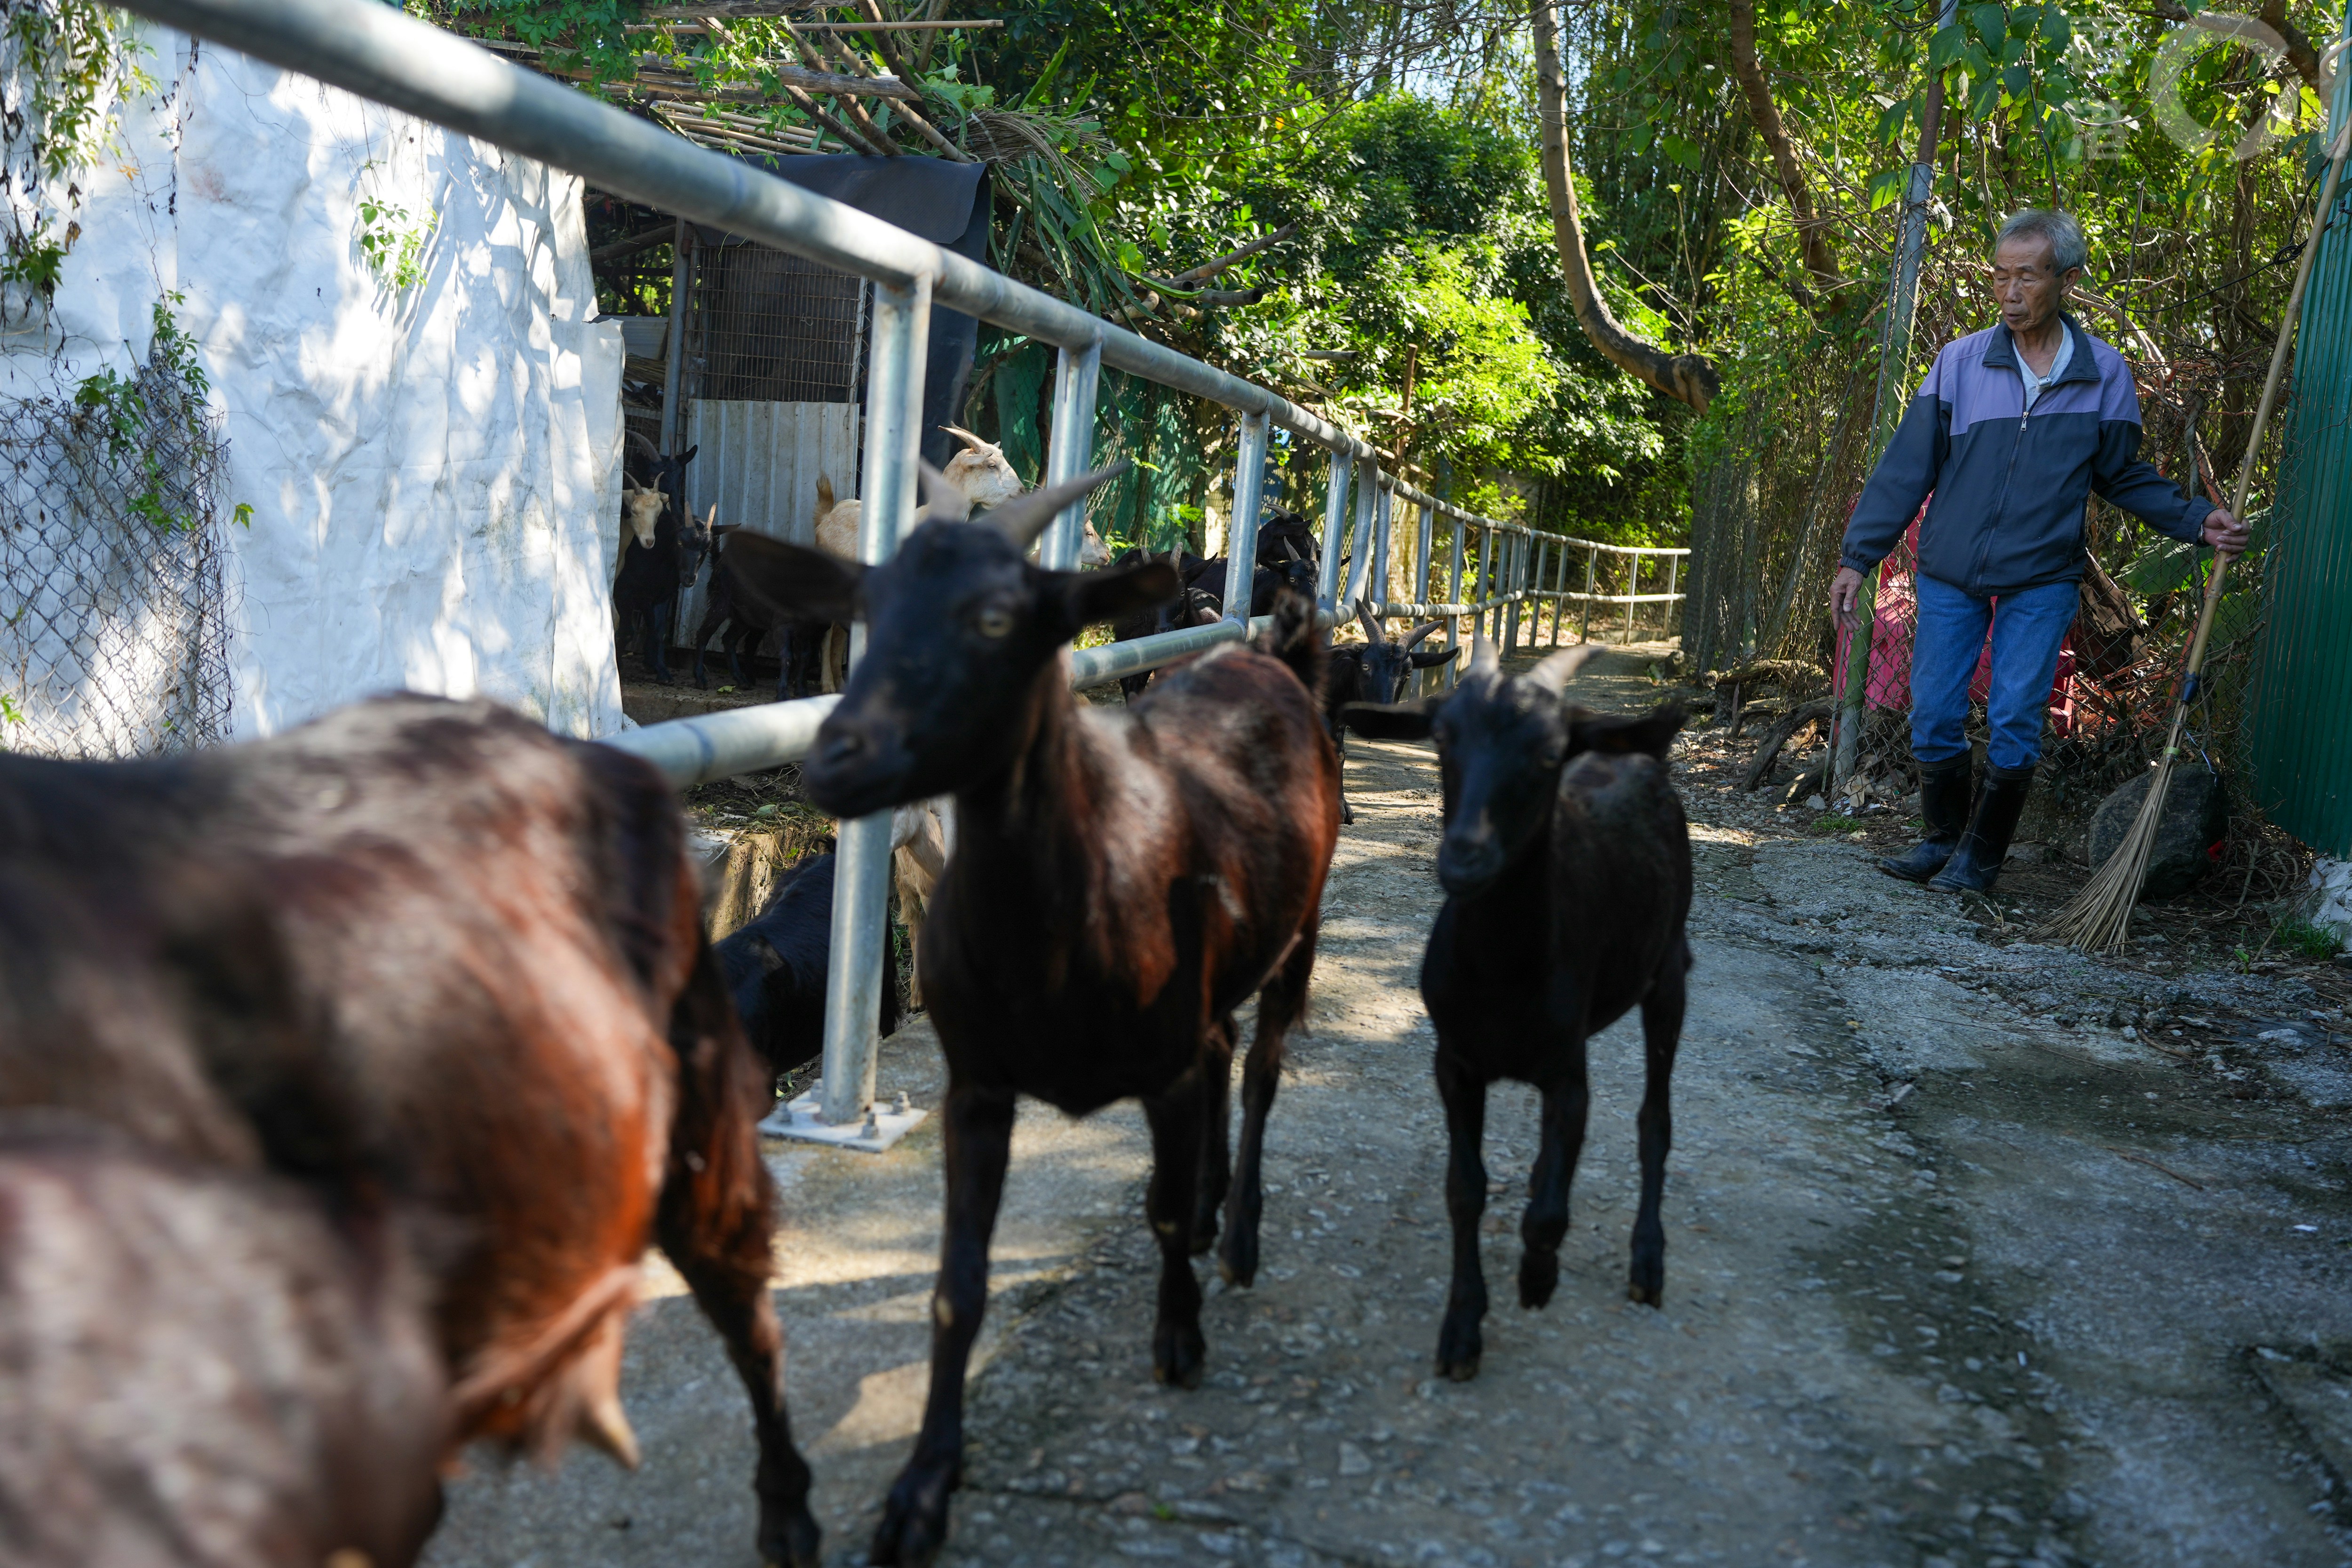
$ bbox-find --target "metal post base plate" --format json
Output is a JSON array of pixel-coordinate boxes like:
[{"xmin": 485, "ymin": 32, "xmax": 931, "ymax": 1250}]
[{"xmin": 759, "ymin": 1087, "xmax": 929, "ymax": 1153}]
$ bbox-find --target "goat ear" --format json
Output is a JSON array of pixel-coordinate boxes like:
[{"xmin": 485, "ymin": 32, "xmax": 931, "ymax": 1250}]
[
  {"xmin": 712, "ymin": 523, "xmax": 740, "ymax": 538},
  {"xmin": 1339, "ymin": 697, "xmax": 1441, "ymax": 742},
  {"xmin": 719, "ymin": 531, "xmax": 864, "ymax": 624},
  {"xmin": 1409, "ymin": 642, "xmax": 1462, "ymax": 670},
  {"xmin": 1568, "ymin": 701, "xmax": 1687, "ymax": 760},
  {"xmin": 1051, "ymin": 558, "xmax": 1179, "ymax": 633},
  {"xmin": 676, "ymin": 445, "xmax": 698, "ymax": 466}
]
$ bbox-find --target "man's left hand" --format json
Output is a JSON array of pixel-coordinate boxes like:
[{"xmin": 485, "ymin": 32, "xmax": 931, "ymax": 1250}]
[{"xmin": 2203, "ymin": 507, "xmax": 2250, "ymax": 557}]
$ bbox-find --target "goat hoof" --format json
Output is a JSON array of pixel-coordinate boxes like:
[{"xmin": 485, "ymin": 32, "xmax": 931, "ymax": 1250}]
[
  {"xmin": 1188, "ymin": 1222, "xmax": 1218, "ymax": 1258},
  {"xmin": 1627, "ymin": 1264, "xmax": 1665, "ymax": 1309},
  {"xmin": 1215, "ymin": 1231, "xmax": 1258, "ymax": 1289},
  {"xmin": 757, "ymin": 1503, "xmax": 822, "ymax": 1568},
  {"xmin": 871, "ymin": 1465, "xmax": 955, "ymax": 1568},
  {"xmin": 1518, "ymin": 1249, "xmax": 1559, "ymax": 1310},
  {"xmin": 1153, "ymin": 1321, "xmax": 1207, "ymax": 1389},
  {"xmin": 1435, "ymin": 1320, "xmax": 1483, "ymax": 1381},
  {"xmin": 1435, "ymin": 1348, "xmax": 1482, "ymax": 1383}
]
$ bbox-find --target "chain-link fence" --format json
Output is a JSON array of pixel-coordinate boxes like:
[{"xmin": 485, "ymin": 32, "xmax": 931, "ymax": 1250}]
[{"xmin": 0, "ymin": 368, "xmax": 236, "ymax": 759}]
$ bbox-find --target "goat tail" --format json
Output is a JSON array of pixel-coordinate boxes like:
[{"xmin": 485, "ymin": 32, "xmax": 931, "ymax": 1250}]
[{"xmin": 1254, "ymin": 588, "xmax": 1327, "ymax": 704}]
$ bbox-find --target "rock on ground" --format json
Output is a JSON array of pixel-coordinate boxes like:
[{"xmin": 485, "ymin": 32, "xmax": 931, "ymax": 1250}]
[{"xmin": 424, "ymin": 647, "xmax": 2352, "ymax": 1568}]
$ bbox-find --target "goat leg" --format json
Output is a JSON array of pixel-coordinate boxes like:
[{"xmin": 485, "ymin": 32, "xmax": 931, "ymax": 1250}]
[
  {"xmin": 1628, "ymin": 943, "xmax": 1688, "ymax": 1307},
  {"xmin": 1189, "ymin": 1018, "xmax": 1235, "ymax": 1255},
  {"xmin": 1336, "ymin": 731, "xmax": 1354, "ymax": 826},
  {"xmin": 1518, "ymin": 1063, "xmax": 1592, "ymax": 1311},
  {"xmin": 1220, "ymin": 925, "xmax": 1313, "ymax": 1289},
  {"xmin": 1433, "ymin": 1048, "xmax": 1490, "ymax": 1381},
  {"xmin": 1142, "ymin": 1080, "xmax": 1210, "ymax": 1388},
  {"xmin": 656, "ymin": 963, "xmax": 820, "ymax": 1568},
  {"xmin": 874, "ymin": 1082, "xmax": 1017, "ymax": 1568}
]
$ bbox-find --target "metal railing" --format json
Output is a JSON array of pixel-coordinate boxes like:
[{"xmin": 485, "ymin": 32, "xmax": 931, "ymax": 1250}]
[{"xmin": 125, "ymin": 0, "xmax": 1686, "ymax": 1137}]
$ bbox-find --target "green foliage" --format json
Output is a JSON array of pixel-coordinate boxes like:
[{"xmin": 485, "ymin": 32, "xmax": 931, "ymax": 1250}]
[
  {"xmin": 71, "ymin": 295, "xmax": 225, "ymax": 533},
  {"xmin": 355, "ymin": 167, "xmax": 437, "ymax": 293},
  {"xmin": 2275, "ymin": 919, "xmax": 2342, "ymax": 961}
]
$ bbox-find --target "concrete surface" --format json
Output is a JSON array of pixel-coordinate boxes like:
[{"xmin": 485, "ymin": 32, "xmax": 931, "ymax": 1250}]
[{"xmin": 424, "ymin": 647, "xmax": 2352, "ymax": 1568}]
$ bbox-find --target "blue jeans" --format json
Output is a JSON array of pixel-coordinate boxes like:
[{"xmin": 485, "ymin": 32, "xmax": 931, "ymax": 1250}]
[{"xmin": 1909, "ymin": 574, "xmax": 2078, "ymax": 772}]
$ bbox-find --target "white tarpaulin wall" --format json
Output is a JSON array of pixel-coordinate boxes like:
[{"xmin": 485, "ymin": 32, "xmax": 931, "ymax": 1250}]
[{"xmin": 0, "ymin": 27, "xmax": 627, "ymax": 744}]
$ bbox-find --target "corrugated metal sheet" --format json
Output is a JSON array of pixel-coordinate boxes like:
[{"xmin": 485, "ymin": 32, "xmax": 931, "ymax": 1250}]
[
  {"xmin": 675, "ymin": 398, "xmax": 861, "ymax": 652},
  {"xmin": 2246, "ymin": 172, "xmax": 2352, "ymax": 852}
]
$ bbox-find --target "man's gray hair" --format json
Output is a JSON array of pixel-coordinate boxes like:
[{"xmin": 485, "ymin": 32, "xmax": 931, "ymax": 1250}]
[{"xmin": 1995, "ymin": 209, "xmax": 2088, "ymax": 273}]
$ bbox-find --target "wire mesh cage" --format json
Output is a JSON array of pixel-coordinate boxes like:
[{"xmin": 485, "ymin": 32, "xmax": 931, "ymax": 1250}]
[
  {"xmin": 686, "ymin": 242, "xmax": 868, "ymax": 405},
  {"xmin": 0, "ymin": 374, "xmax": 236, "ymax": 759}
]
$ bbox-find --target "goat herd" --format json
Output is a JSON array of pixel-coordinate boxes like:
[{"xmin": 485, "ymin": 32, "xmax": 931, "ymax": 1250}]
[{"xmin": 0, "ymin": 463, "xmax": 1693, "ymax": 1568}]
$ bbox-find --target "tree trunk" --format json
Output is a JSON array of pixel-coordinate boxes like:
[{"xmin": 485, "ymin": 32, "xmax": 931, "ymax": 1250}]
[
  {"xmin": 1726, "ymin": 0, "xmax": 1840, "ymax": 299},
  {"xmin": 1529, "ymin": 0, "xmax": 1719, "ymax": 413}
]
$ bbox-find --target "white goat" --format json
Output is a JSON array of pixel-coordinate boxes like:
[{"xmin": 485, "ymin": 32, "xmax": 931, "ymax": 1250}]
[{"xmin": 888, "ymin": 796, "xmax": 955, "ymax": 1010}]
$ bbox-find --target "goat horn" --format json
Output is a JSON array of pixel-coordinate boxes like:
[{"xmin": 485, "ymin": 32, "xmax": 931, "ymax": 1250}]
[
  {"xmin": 917, "ymin": 461, "xmax": 972, "ymax": 524},
  {"xmin": 1469, "ymin": 629, "xmax": 1498, "ymax": 675},
  {"xmin": 1281, "ymin": 537, "xmax": 1301, "ymax": 560},
  {"xmin": 982, "ymin": 461, "xmax": 1131, "ymax": 551},
  {"xmin": 940, "ymin": 423, "xmax": 997, "ymax": 454},
  {"xmin": 1355, "ymin": 598, "xmax": 1385, "ymax": 646},
  {"xmin": 625, "ymin": 429, "xmax": 660, "ymax": 461},
  {"xmin": 1525, "ymin": 644, "xmax": 1603, "ymax": 694},
  {"xmin": 705, "ymin": 504, "xmax": 719, "ymax": 526},
  {"xmin": 1402, "ymin": 620, "xmax": 1442, "ymax": 651}
]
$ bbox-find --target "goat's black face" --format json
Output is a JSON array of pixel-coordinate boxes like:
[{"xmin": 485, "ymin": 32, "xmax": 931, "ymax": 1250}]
[
  {"xmin": 674, "ymin": 507, "xmax": 714, "ymax": 588},
  {"xmin": 723, "ymin": 518, "xmax": 1176, "ymax": 818},
  {"xmin": 1426, "ymin": 668, "xmax": 1573, "ymax": 897},
  {"xmin": 1341, "ymin": 648, "xmax": 1596, "ymax": 899}
]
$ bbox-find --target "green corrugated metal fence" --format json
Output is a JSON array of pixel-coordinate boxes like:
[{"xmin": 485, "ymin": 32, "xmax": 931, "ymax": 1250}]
[{"xmin": 2247, "ymin": 130, "xmax": 2352, "ymax": 853}]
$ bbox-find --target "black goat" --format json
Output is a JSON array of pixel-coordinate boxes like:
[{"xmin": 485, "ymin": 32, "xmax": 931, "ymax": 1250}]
[
  {"xmin": 1107, "ymin": 547, "xmax": 1223, "ymax": 701},
  {"xmin": 723, "ymin": 465, "xmax": 1339, "ymax": 1568},
  {"xmin": 713, "ymin": 852, "xmax": 898, "ymax": 1081},
  {"xmin": 613, "ymin": 446, "xmax": 707, "ymax": 685},
  {"xmin": 691, "ymin": 526, "xmax": 827, "ymax": 697},
  {"xmin": 1343, "ymin": 637, "xmax": 1691, "ymax": 1382},
  {"xmin": 1184, "ymin": 539, "xmax": 1319, "ymax": 617},
  {"xmin": 1323, "ymin": 601, "xmax": 1458, "ymax": 824}
]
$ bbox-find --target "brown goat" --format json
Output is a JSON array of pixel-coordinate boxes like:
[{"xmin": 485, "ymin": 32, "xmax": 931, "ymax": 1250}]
[
  {"xmin": 0, "ymin": 695, "xmax": 819, "ymax": 1567},
  {"xmin": 723, "ymin": 466, "xmax": 1341, "ymax": 1568},
  {"xmin": 0, "ymin": 1122, "xmax": 447, "ymax": 1568}
]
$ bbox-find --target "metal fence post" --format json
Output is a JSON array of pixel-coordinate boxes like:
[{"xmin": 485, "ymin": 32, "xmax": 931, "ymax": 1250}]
[
  {"xmin": 1041, "ymin": 338, "xmax": 1103, "ymax": 572},
  {"xmin": 657, "ymin": 216, "xmax": 691, "ymax": 455},
  {"xmin": 1444, "ymin": 512, "xmax": 1465, "ymax": 688},
  {"xmin": 1370, "ymin": 479, "xmax": 1394, "ymax": 619},
  {"xmin": 1413, "ymin": 499, "xmax": 1434, "ymax": 606},
  {"xmin": 1666, "ymin": 552, "xmax": 1681, "ymax": 641},
  {"xmin": 1505, "ymin": 533, "xmax": 1524, "ymax": 658},
  {"xmin": 1624, "ymin": 554, "xmax": 1640, "ymax": 645},
  {"xmin": 1224, "ymin": 411, "xmax": 1269, "ymax": 622},
  {"xmin": 819, "ymin": 273, "xmax": 930, "ymax": 1130},
  {"xmin": 1316, "ymin": 452, "xmax": 1351, "ymax": 615},
  {"xmin": 1341, "ymin": 466, "xmax": 1379, "ymax": 610},
  {"xmin": 1580, "ymin": 544, "xmax": 1596, "ymax": 643},
  {"xmin": 1549, "ymin": 541, "xmax": 1566, "ymax": 647}
]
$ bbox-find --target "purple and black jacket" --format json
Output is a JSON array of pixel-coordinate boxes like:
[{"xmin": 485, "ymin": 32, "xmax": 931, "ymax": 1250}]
[{"xmin": 1840, "ymin": 314, "xmax": 2213, "ymax": 596}]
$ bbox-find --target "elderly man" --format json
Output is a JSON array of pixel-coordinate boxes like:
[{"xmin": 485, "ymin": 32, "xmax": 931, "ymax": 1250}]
[{"xmin": 1833, "ymin": 209, "xmax": 2248, "ymax": 894}]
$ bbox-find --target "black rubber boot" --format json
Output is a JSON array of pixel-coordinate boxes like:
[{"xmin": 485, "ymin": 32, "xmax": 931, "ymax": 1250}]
[
  {"xmin": 1878, "ymin": 758, "xmax": 1974, "ymax": 883},
  {"xmin": 1929, "ymin": 764, "xmax": 2034, "ymax": 892}
]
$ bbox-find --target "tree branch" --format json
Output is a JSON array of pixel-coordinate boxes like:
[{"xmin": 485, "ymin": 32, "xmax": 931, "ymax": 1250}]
[
  {"xmin": 1726, "ymin": 0, "xmax": 1840, "ymax": 299},
  {"xmin": 1529, "ymin": 0, "xmax": 1718, "ymax": 412}
]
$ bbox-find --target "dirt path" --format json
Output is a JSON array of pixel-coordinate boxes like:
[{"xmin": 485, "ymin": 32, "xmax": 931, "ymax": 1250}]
[{"xmin": 426, "ymin": 646, "xmax": 2352, "ymax": 1568}]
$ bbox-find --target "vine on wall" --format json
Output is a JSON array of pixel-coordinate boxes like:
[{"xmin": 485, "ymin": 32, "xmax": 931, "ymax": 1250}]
[{"xmin": 0, "ymin": 0, "xmax": 151, "ymax": 305}]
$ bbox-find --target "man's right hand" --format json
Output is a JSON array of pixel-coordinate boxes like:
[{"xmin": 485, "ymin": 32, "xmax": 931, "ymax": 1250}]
[{"xmin": 1832, "ymin": 565, "xmax": 1867, "ymax": 626}]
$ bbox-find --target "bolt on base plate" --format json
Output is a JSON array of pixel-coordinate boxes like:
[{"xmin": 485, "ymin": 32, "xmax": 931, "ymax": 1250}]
[{"xmin": 760, "ymin": 1085, "xmax": 926, "ymax": 1153}]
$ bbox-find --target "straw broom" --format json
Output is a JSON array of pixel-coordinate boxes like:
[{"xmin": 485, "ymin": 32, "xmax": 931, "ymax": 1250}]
[{"xmin": 2036, "ymin": 120, "xmax": 2351, "ymax": 955}]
